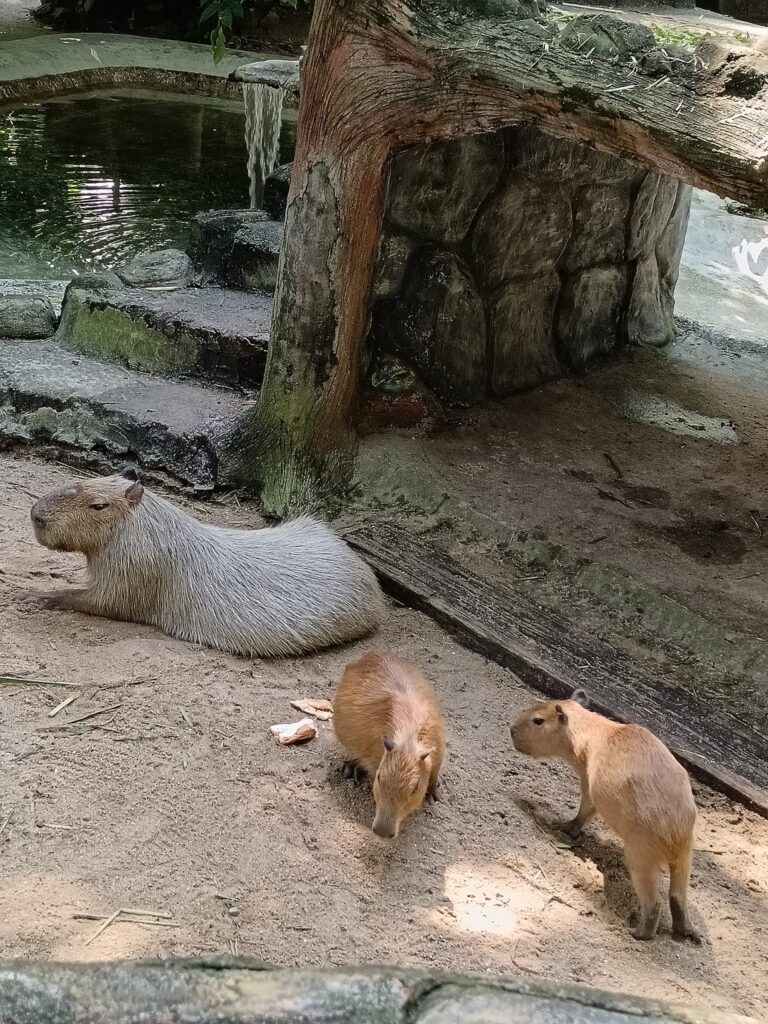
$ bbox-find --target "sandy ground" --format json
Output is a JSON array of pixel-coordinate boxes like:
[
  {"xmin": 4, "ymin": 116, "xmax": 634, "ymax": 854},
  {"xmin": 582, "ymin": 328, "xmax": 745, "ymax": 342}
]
[{"xmin": 1, "ymin": 452, "xmax": 767, "ymax": 1019}]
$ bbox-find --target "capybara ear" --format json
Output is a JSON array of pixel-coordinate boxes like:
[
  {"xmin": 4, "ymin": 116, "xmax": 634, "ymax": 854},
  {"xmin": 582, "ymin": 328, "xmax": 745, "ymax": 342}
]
[
  {"xmin": 121, "ymin": 465, "xmax": 139, "ymax": 482},
  {"xmin": 419, "ymin": 746, "xmax": 436, "ymax": 761},
  {"xmin": 571, "ymin": 688, "xmax": 589, "ymax": 707},
  {"xmin": 382, "ymin": 736, "xmax": 397, "ymax": 752},
  {"xmin": 555, "ymin": 704, "xmax": 568, "ymax": 725},
  {"xmin": 125, "ymin": 480, "xmax": 145, "ymax": 505}
]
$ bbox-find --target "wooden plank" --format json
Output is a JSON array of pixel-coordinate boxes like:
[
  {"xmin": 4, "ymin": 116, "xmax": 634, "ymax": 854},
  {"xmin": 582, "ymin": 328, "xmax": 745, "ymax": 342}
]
[{"xmin": 346, "ymin": 523, "xmax": 768, "ymax": 819}]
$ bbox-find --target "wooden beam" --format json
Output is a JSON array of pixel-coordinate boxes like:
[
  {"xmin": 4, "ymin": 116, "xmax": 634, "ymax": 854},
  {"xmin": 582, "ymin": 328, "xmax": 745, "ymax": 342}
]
[{"xmin": 347, "ymin": 523, "xmax": 768, "ymax": 819}]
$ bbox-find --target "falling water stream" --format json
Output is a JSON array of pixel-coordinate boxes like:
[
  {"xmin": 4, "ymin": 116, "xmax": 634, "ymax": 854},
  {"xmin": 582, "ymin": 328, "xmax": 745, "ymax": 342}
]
[{"xmin": 243, "ymin": 82, "xmax": 284, "ymax": 210}]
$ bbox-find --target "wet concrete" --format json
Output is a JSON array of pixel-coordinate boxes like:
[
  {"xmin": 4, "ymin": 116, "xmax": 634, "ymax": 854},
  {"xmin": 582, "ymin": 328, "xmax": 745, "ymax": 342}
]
[{"xmin": 0, "ymin": 339, "xmax": 251, "ymax": 488}]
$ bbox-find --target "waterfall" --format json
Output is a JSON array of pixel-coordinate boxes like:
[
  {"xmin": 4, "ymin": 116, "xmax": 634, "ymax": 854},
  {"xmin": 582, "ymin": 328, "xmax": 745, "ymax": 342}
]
[{"xmin": 242, "ymin": 82, "xmax": 284, "ymax": 210}]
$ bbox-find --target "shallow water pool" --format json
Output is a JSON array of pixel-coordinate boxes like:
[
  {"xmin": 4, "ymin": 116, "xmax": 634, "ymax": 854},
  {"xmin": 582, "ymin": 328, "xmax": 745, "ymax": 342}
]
[{"xmin": 0, "ymin": 89, "xmax": 292, "ymax": 280}]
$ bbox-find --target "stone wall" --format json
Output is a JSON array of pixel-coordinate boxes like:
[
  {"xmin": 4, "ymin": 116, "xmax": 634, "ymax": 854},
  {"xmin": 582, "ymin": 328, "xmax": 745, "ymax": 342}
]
[{"xmin": 367, "ymin": 126, "xmax": 692, "ymax": 409}]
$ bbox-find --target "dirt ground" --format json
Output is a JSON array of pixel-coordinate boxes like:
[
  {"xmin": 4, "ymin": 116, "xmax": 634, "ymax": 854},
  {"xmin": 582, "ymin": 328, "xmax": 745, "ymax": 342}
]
[{"xmin": 1, "ymin": 453, "xmax": 767, "ymax": 1019}]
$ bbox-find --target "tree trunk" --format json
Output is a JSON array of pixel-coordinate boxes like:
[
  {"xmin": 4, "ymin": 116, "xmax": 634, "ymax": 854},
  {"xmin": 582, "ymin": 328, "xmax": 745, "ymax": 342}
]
[{"xmin": 230, "ymin": 0, "xmax": 768, "ymax": 514}]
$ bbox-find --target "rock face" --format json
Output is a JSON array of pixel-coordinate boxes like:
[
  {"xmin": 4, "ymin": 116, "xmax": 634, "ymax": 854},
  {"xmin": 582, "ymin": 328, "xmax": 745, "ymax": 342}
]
[
  {"xmin": 116, "ymin": 249, "xmax": 194, "ymax": 289},
  {"xmin": 0, "ymin": 294, "xmax": 57, "ymax": 339},
  {"xmin": 388, "ymin": 134, "xmax": 504, "ymax": 244},
  {"xmin": 385, "ymin": 248, "xmax": 486, "ymax": 407},
  {"xmin": 368, "ymin": 124, "xmax": 691, "ymax": 406}
]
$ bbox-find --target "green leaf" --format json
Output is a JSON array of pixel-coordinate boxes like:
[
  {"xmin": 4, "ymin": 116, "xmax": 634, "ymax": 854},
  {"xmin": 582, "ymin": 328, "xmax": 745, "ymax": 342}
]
[
  {"xmin": 212, "ymin": 24, "xmax": 227, "ymax": 64},
  {"xmin": 199, "ymin": 1, "xmax": 219, "ymax": 25},
  {"xmin": 219, "ymin": 7, "xmax": 232, "ymax": 26}
]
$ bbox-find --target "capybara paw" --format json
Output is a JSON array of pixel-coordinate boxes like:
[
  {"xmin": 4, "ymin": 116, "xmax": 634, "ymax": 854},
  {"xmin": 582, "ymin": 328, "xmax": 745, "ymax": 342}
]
[
  {"xmin": 342, "ymin": 760, "xmax": 364, "ymax": 783},
  {"xmin": 557, "ymin": 817, "xmax": 581, "ymax": 838},
  {"xmin": 673, "ymin": 926, "xmax": 703, "ymax": 946},
  {"xmin": 16, "ymin": 589, "xmax": 58, "ymax": 609},
  {"xmin": 630, "ymin": 925, "xmax": 655, "ymax": 941}
]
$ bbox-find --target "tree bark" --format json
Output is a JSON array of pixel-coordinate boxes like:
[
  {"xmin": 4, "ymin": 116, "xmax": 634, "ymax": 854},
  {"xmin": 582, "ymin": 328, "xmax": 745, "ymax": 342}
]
[{"xmin": 231, "ymin": 0, "xmax": 768, "ymax": 514}]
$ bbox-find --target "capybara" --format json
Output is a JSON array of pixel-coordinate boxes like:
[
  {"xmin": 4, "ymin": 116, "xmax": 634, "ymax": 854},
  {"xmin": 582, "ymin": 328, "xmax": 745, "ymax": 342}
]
[
  {"xmin": 511, "ymin": 689, "xmax": 700, "ymax": 943},
  {"xmin": 27, "ymin": 469, "xmax": 386, "ymax": 657},
  {"xmin": 333, "ymin": 651, "xmax": 445, "ymax": 839}
]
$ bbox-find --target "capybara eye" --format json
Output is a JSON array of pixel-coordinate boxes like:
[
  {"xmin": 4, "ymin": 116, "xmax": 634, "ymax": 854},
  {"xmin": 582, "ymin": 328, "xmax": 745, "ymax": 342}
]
[
  {"xmin": 89, "ymin": 503, "xmax": 109, "ymax": 511},
  {"xmin": 533, "ymin": 716, "xmax": 544, "ymax": 726}
]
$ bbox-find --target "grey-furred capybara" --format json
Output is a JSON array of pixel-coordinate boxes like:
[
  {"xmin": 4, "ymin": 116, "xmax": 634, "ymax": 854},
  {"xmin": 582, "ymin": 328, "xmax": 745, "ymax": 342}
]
[{"xmin": 26, "ymin": 469, "xmax": 386, "ymax": 657}]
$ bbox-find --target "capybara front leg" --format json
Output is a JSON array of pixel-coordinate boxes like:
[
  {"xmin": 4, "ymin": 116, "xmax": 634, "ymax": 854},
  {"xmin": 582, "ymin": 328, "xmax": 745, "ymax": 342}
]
[
  {"xmin": 561, "ymin": 779, "xmax": 595, "ymax": 837},
  {"xmin": 21, "ymin": 588, "xmax": 97, "ymax": 614}
]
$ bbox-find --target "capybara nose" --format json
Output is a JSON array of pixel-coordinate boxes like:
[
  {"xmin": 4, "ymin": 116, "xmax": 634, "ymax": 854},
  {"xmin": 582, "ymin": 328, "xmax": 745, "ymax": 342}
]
[
  {"xmin": 31, "ymin": 509, "xmax": 47, "ymax": 527},
  {"xmin": 372, "ymin": 820, "xmax": 396, "ymax": 840}
]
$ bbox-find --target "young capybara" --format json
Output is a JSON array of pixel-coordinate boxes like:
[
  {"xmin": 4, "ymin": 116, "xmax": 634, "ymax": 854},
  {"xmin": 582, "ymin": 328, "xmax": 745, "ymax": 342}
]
[
  {"xmin": 26, "ymin": 469, "xmax": 386, "ymax": 658},
  {"xmin": 511, "ymin": 689, "xmax": 701, "ymax": 944},
  {"xmin": 333, "ymin": 651, "xmax": 445, "ymax": 839}
]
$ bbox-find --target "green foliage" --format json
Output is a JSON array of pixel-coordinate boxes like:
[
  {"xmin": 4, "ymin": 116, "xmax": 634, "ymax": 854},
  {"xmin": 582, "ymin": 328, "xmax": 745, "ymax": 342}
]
[
  {"xmin": 648, "ymin": 22, "xmax": 704, "ymax": 50},
  {"xmin": 200, "ymin": 0, "xmax": 310, "ymax": 63}
]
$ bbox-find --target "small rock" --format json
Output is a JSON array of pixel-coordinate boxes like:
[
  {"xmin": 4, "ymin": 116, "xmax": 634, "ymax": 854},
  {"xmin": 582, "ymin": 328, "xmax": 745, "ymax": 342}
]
[
  {"xmin": 0, "ymin": 294, "xmax": 57, "ymax": 339},
  {"xmin": 264, "ymin": 162, "xmax": 292, "ymax": 220},
  {"xmin": 116, "ymin": 249, "xmax": 194, "ymax": 289},
  {"xmin": 229, "ymin": 220, "xmax": 284, "ymax": 291}
]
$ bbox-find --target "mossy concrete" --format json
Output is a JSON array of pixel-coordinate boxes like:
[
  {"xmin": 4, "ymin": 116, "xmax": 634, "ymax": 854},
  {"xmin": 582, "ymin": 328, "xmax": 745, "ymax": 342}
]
[{"xmin": 56, "ymin": 285, "xmax": 272, "ymax": 387}]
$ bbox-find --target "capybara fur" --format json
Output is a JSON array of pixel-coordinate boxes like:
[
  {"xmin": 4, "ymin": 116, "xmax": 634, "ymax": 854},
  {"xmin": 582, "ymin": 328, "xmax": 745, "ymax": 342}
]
[
  {"xmin": 511, "ymin": 689, "xmax": 700, "ymax": 944},
  {"xmin": 333, "ymin": 651, "xmax": 445, "ymax": 839},
  {"xmin": 27, "ymin": 469, "xmax": 386, "ymax": 657}
]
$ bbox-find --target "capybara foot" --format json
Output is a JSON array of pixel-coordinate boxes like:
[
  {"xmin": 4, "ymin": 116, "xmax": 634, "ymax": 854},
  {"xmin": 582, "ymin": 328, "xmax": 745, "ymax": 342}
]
[
  {"xmin": 342, "ymin": 760, "xmax": 364, "ymax": 783},
  {"xmin": 672, "ymin": 923, "xmax": 702, "ymax": 945}
]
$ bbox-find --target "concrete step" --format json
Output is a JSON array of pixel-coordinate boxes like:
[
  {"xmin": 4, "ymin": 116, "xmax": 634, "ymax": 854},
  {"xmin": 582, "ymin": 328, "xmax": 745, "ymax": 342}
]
[
  {"xmin": 0, "ymin": 339, "xmax": 252, "ymax": 490},
  {"xmin": 56, "ymin": 282, "xmax": 272, "ymax": 387}
]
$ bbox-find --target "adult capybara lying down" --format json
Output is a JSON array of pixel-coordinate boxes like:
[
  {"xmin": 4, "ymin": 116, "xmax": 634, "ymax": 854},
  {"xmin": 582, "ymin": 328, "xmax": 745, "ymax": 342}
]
[{"xmin": 26, "ymin": 469, "xmax": 386, "ymax": 658}]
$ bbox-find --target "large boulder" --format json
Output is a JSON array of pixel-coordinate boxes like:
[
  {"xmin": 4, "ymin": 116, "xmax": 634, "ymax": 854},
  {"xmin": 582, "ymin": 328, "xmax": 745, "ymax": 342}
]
[
  {"xmin": 0, "ymin": 294, "xmax": 57, "ymax": 339},
  {"xmin": 116, "ymin": 249, "xmax": 194, "ymax": 289},
  {"xmin": 472, "ymin": 177, "xmax": 571, "ymax": 287},
  {"xmin": 557, "ymin": 265, "xmax": 628, "ymax": 367},
  {"xmin": 489, "ymin": 273, "xmax": 563, "ymax": 395},
  {"xmin": 384, "ymin": 247, "xmax": 487, "ymax": 406},
  {"xmin": 388, "ymin": 134, "xmax": 504, "ymax": 245},
  {"xmin": 188, "ymin": 209, "xmax": 271, "ymax": 278}
]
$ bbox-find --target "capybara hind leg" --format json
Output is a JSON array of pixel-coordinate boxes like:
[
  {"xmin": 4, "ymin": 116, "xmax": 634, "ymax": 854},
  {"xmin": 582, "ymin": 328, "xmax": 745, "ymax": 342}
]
[
  {"xmin": 627, "ymin": 853, "xmax": 661, "ymax": 941},
  {"xmin": 670, "ymin": 849, "xmax": 701, "ymax": 944},
  {"xmin": 427, "ymin": 764, "xmax": 441, "ymax": 802}
]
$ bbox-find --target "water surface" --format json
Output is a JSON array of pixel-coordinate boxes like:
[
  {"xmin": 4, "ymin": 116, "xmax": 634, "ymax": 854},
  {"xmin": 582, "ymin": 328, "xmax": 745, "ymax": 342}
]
[{"xmin": 0, "ymin": 89, "xmax": 292, "ymax": 280}]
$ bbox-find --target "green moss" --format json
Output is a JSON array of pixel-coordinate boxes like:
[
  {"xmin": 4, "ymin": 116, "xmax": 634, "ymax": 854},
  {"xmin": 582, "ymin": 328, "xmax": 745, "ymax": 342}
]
[{"xmin": 58, "ymin": 291, "xmax": 202, "ymax": 375}]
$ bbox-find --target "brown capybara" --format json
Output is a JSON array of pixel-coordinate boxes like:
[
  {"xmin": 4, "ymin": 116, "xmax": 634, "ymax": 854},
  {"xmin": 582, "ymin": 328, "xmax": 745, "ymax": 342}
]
[
  {"xmin": 333, "ymin": 651, "xmax": 445, "ymax": 839},
  {"xmin": 511, "ymin": 689, "xmax": 701, "ymax": 944}
]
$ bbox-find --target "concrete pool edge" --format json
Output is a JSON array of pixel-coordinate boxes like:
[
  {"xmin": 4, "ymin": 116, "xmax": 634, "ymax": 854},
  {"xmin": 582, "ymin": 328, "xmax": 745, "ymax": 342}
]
[{"xmin": 0, "ymin": 32, "xmax": 275, "ymax": 105}]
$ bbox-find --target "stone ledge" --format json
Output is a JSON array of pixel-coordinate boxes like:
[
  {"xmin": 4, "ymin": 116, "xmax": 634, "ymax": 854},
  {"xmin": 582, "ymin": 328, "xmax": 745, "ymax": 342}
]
[
  {"xmin": 0, "ymin": 340, "xmax": 250, "ymax": 490},
  {"xmin": 56, "ymin": 285, "xmax": 272, "ymax": 387},
  {"xmin": 0, "ymin": 962, "xmax": 754, "ymax": 1023}
]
